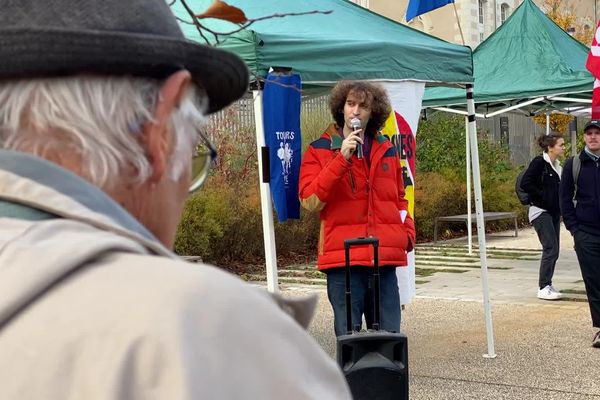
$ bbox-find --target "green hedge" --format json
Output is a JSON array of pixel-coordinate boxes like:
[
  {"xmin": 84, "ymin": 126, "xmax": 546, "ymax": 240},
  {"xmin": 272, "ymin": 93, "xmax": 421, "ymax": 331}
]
[{"xmin": 415, "ymin": 115, "xmax": 526, "ymax": 241}]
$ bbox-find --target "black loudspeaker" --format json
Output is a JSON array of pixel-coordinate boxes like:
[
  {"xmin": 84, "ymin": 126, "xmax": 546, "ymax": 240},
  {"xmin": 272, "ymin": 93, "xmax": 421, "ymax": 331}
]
[
  {"xmin": 337, "ymin": 332, "xmax": 408, "ymax": 400},
  {"xmin": 336, "ymin": 237, "xmax": 409, "ymax": 400}
]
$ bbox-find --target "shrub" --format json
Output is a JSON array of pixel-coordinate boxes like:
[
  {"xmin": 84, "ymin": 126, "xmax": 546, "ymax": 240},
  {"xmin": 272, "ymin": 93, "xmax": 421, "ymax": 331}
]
[
  {"xmin": 174, "ymin": 177, "xmax": 235, "ymax": 261},
  {"xmin": 175, "ymin": 101, "xmax": 331, "ymax": 268},
  {"xmin": 414, "ymin": 114, "xmax": 526, "ymax": 241},
  {"xmin": 414, "ymin": 171, "xmax": 466, "ymax": 241}
]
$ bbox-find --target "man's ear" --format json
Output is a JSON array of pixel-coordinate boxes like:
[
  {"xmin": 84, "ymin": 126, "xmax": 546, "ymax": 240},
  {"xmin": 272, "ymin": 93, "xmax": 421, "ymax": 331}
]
[{"xmin": 143, "ymin": 70, "xmax": 192, "ymax": 183}]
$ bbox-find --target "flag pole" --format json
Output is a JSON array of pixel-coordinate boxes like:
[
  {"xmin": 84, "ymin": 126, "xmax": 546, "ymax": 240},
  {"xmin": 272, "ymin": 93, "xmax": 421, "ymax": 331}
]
[{"xmin": 453, "ymin": 2, "xmax": 465, "ymax": 45}]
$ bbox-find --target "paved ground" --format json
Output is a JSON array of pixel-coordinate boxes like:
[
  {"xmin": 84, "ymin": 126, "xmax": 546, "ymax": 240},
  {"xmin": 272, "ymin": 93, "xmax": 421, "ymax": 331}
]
[
  {"xmin": 414, "ymin": 223, "xmax": 584, "ymax": 304},
  {"xmin": 277, "ymin": 224, "xmax": 600, "ymax": 399}
]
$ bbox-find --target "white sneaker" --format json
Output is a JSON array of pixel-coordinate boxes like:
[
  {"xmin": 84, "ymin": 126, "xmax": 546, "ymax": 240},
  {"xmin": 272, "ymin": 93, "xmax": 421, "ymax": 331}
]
[
  {"xmin": 549, "ymin": 285, "xmax": 562, "ymax": 295},
  {"xmin": 538, "ymin": 285, "xmax": 562, "ymax": 300}
]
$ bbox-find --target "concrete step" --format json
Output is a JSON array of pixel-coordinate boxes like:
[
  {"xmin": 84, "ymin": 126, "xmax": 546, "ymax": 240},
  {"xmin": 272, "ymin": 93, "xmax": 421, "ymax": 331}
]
[
  {"xmin": 245, "ymin": 274, "xmax": 326, "ymax": 286},
  {"xmin": 278, "ymin": 269, "xmax": 326, "ymax": 279},
  {"xmin": 416, "ymin": 247, "xmax": 541, "ymax": 257},
  {"xmin": 416, "ymin": 257, "xmax": 480, "ymax": 265},
  {"xmin": 417, "ymin": 244, "xmax": 542, "ymax": 254},
  {"xmin": 415, "ymin": 260, "xmax": 512, "ymax": 270},
  {"xmin": 283, "ymin": 263, "xmax": 317, "ymax": 271},
  {"xmin": 415, "ymin": 267, "xmax": 470, "ymax": 277}
]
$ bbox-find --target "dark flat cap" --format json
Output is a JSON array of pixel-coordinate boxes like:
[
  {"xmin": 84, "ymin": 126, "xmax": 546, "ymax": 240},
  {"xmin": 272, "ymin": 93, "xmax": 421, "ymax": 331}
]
[{"xmin": 0, "ymin": 0, "xmax": 249, "ymax": 114}]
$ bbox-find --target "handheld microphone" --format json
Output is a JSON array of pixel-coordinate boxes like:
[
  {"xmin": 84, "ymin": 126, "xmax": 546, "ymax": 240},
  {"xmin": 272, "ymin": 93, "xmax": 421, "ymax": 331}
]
[{"xmin": 350, "ymin": 118, "xmax": 363, "ymax": 160}]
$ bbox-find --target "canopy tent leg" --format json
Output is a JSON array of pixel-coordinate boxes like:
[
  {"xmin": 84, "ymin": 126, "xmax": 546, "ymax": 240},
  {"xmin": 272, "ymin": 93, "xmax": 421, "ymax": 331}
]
[
  {"xmin": 546, "ymin": 113, "xmax": 550, "ymax": 135},
  {"xmin": 465, "ymin": 116, "xmax": 473, "ymax": 255},
  {"xmin": 253, "ymin": 89, "xmax": 279, "ymax": 293},
  {"xmin": 466, "ymin": 84, "xmax": 497, "ymax": 359},
  {"xmin": 571, "ymin": 127, "xmax": 577, "ymax": 157}
]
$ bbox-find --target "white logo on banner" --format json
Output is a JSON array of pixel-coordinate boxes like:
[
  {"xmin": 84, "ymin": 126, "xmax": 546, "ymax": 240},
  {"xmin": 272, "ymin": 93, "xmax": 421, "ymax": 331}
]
[{"xmin": 276, "ymin": 132, "xmax": 295, "ymax": 185}]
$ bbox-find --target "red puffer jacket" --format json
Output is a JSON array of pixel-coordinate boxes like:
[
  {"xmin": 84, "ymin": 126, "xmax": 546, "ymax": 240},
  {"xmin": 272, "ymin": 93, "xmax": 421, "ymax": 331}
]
[{"xmin": 299, "ymin": 124, "xmax": 415, "ymax": 271}]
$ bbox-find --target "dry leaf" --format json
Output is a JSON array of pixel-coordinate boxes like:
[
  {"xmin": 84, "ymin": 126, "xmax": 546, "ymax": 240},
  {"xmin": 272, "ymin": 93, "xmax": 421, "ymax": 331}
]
[{"xmin": 196, "ymin": 0, "xmax": 247, "ymax": 24}]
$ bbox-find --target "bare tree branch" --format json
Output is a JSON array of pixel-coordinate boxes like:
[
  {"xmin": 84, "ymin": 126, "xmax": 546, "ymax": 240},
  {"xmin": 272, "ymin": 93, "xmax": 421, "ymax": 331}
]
[
  {"xmin": 175, "ymin": 0, "xmax": 331, "ymax": 45},
  {"xmin": 209, "ymin": 9, "xmax": 333, "ymax": 37},
  {"xmin": 178, "ymin": 0, "xmax": 213, "ymax": 44},
  {"xmin": 174, "ymin": 0, "xmax": 319, "ymax": 93}
]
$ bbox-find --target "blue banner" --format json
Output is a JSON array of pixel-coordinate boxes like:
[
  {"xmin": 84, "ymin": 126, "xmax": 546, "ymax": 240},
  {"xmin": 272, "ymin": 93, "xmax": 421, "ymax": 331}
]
[
  {"xmin": 406, "ymin": 0, "xmax": 454, "ymax": 21},
  {"xmin": 263, "ymin": 72, "xmax": 301, "ymax": 222}
]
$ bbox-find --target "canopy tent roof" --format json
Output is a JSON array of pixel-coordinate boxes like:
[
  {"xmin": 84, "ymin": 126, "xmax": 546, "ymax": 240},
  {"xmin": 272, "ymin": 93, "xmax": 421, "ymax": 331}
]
[
  {"xmin": 172, "ymin": 0, "xmax": 473, "ymax": 90},
  {"xmin": 422, "ymin": 0, "xmax": 593, "ymax": 117}
]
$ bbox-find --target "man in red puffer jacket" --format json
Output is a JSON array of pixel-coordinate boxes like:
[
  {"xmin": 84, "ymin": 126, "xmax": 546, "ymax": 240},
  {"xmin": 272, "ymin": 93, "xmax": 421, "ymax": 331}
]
[{"xmin": 299, "ymin": 81, "xmax": 415, "ymax": 336}]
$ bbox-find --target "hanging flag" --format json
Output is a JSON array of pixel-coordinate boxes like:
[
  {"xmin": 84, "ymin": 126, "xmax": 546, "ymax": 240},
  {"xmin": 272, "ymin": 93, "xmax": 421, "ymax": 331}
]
[
  {"xmin": 406, "ymin": 0, "xmax": 454, "ymax": 22},
  {"xmin": 263, "ymin": 72, "xmax": 302, "ymax": 222},
  {"xmin": 587, "ymin": 20, "xmax": 600, "ymax": 118},
  {"xmin": 381, "ymin": 81, "xmax": 425, "ymax": 306}
]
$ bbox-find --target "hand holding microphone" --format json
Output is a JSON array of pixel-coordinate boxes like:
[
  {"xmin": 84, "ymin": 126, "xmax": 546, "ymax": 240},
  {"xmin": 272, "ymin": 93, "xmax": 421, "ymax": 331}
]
[{"xmin": 350, "ymin": 118, "xmax": 363, "ymax": 160}]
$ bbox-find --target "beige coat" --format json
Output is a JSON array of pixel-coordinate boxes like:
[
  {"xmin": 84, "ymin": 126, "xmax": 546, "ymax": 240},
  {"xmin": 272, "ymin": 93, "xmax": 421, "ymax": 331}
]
[{"xmin": 0, "ymin": 150, "xmax": 351, "ymax": 399}]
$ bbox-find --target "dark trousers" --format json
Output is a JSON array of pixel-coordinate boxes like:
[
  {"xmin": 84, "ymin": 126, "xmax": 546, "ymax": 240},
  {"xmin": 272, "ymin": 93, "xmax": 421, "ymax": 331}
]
[
  {"xmin": 574, "ymin": 230, "xmax": 600, "ymax": 328},
  {"xmin": 326, "ymin": 266, "xmax": 401, "ymax": 337},
  {"xmin": 532, "ymin": 212, "xmax": 560, "ymax": 289}
]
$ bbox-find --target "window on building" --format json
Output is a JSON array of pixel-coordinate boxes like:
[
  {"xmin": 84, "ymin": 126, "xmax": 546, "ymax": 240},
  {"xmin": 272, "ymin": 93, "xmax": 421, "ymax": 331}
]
[
  {"xmin": 478, "ymin": 0, "xmax": 485, "ymax": 24},
  {"xmin": 480, "ymin": 32, "xmax": 485, "ymax": 42},
  {"xmin": 500, "ymin": 3, "xmax": 510, "ymax": 24}
]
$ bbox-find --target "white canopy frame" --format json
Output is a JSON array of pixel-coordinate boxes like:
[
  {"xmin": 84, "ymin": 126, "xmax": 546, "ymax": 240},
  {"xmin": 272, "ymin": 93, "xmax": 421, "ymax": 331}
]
[{"xmin": 427, "ymin": 93, "xmax": 592, "ymax": 253}]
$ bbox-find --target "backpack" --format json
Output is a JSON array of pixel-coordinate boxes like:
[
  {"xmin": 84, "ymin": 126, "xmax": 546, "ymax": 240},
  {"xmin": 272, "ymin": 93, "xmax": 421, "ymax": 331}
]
[
  {"xmin": 515, "ymin": 169, "xmax": 530, "ymax": 205},
  {"xmin": 515, "ymin": 161, "xmax": 548, "ymax": 206}
]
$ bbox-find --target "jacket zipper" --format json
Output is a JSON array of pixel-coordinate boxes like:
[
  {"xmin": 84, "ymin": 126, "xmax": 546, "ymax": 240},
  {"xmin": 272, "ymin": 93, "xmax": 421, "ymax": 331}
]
[{"xmin": 348, "ymin": 170, "xmax": 356, "ymax": 193}]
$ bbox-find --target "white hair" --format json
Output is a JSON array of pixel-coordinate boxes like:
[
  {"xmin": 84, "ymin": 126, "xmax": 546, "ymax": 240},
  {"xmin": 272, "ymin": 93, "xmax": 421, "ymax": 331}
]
[{"xmin": 0, "ymin": 76, "xmax": 207, "ymax": 188}]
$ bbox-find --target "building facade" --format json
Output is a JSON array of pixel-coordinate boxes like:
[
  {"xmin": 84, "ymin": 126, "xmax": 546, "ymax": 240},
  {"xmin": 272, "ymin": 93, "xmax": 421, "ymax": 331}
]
[{"xmin": 352, "ymin": 0, "xmax": 596, "ymax": 49}]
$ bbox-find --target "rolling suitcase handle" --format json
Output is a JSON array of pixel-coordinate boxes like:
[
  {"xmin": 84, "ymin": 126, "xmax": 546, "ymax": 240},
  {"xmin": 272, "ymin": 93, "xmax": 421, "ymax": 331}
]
[{"xmin": 343, "ymin": 237, "xmax": 380, "ymax": 334}]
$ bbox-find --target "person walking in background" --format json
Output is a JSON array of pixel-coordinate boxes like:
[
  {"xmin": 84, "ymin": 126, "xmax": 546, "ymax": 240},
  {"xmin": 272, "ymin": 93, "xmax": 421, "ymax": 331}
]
[
  {"xmin": 299, "ymin": 81, "xmax": 415, "ymax": 336},
  {"xmin": 560, "ymin": 120, "xmax": 600, "ymax": 348},
  {"xmin": 0, "ymin": 0, "xmax": 352, "ymax": 398},
  {"xmin": 521, "ymin": 134, "xmax": 565, "ymax": 300}
]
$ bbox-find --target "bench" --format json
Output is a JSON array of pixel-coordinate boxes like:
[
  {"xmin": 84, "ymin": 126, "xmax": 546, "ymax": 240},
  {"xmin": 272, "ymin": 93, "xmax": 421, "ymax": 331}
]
[{"xmin": 433, "ymin": 211, "xmax": 518, "ymax": 243}]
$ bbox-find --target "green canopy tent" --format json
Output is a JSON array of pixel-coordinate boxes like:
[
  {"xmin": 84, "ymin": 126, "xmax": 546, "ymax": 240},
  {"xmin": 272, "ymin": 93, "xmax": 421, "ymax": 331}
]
[
  {"xmin": 422, "ymin": 0, "xmax": 593, "ymax": 117},
  {"xmin": 173, "ymin": 0, "xmax": 497, "ymax": 357},
  {"xmin": 421, "ymin": 0, "xmax": 592, "ymax": 322},
  {"xmin": 173, "ymin": 0, "xmax": 473, "ymax": 88}
]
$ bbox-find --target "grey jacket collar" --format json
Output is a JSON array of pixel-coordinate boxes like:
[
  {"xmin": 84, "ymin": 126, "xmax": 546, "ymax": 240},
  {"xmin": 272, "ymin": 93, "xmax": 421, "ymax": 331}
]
[
  {"xmin": 0, "ymin": 149, "xmax": 159, "ymax": 243},
  {"xmin": 584, "ymin": 147, "xmax": 600, "ymax": 162},
  {"xmin": 0, "ymin": 199, "xmax": 56, "ymax": 220}
]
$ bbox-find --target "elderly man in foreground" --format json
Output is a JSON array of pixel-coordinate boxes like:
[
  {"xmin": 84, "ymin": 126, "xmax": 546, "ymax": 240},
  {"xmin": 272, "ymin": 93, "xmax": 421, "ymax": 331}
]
[{"xmin": 0, "ymin": 0, "xmax": 351, "ymax": 398}]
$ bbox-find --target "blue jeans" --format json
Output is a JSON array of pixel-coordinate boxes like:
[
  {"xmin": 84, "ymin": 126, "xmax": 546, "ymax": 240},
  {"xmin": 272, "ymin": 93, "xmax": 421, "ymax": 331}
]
[{"xmin": 326, "ymin": 266, "xmax": 401, "ymax": 336}]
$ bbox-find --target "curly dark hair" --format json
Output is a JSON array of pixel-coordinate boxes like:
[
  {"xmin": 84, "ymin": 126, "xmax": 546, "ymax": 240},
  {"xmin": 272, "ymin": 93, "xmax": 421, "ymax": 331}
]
[
  {"xmin": 328, "ymin": 81, "xmax": 392, "ymax": 137},
  {"xmin": 537, "ymin": 134, "xmax": 563, "ymax": 152}
]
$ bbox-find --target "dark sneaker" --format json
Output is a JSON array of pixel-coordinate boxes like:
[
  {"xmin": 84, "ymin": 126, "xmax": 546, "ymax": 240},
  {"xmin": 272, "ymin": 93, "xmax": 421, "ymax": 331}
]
[{"xmin": 593, "ymin": 331, "xmax": 600, "ymax": 348}]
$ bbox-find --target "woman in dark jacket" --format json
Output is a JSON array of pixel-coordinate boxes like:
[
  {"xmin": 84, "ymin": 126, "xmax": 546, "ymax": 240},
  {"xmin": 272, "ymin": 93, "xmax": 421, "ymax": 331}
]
[{"xmin": 521, "ymin": 134, "xmax": 565, "ymax": 300}]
